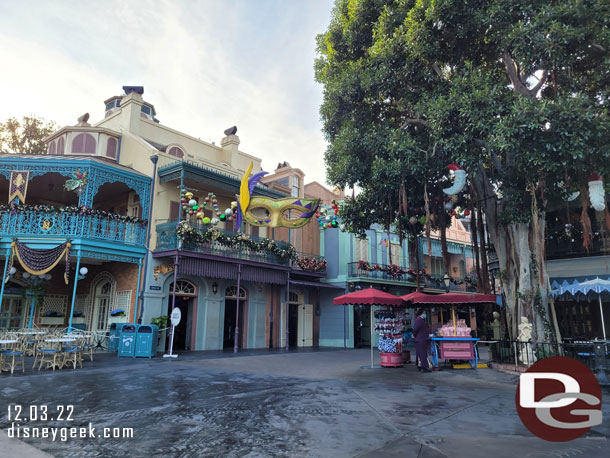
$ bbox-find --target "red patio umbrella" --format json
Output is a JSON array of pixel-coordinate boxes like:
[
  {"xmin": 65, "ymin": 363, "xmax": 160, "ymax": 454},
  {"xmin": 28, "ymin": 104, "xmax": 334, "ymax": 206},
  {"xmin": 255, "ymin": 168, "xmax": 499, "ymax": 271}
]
[
  {"xmin": 402, "ymin": 291, "xmax": 498, "ymax": 339},
  {"xmin": 334, "ymin": 288, "xmax": 405, "ymax": 368},
  {"xmin": 401, "ymin": 292, "xmax": 497, "ymax": 305}
]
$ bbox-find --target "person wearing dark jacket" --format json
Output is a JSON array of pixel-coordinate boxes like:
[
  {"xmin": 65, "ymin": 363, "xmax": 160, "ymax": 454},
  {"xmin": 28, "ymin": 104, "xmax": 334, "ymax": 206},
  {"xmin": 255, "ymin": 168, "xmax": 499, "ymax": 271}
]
[{"xmin": 413, "ymin": 308, "xmax": 431, "ymax": 372}]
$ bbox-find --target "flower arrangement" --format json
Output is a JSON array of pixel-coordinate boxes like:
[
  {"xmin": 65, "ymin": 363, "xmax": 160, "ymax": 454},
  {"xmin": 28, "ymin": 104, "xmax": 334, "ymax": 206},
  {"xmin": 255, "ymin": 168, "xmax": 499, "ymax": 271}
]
[
  {"xmin": 110, "ymin": 309, "xmax": 126, "ymax": 317},
  {"xmin": 0, "ymin": 203, "xmax": 148, "ymax": 226},
  {"xmin": 175, "ymin": 221, "xmax": 298, "ymax": 260},
  {"xmin": 45, "ymin": 311, "xmax": 63, "ymax": 317},
  {"xmin": 357, "ymin": 261, "xmax": 410, "ymax": 279},
  {"xmin": 72, "ymin": 311, "xmax": 83, "ymax": 317}
]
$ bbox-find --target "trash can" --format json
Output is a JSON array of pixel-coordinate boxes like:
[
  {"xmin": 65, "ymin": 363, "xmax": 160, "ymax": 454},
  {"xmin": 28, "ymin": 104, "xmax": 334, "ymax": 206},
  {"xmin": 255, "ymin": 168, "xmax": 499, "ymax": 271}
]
[
  {"xmin": 135, "ymin": 324, "xmax": 159, "ymax": 358},
  {"xmin": 108, "ymin": 323, "xmax": 126, "ymax": 352},
  {"xmin": 118, "ymin": 324, "xmax": 138, "ymax": 358}
]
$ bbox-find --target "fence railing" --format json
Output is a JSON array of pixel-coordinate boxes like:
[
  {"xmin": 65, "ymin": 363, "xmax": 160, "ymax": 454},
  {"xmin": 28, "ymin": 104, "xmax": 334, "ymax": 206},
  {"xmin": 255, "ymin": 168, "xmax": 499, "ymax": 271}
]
[
  {"xmin": 0, "ymin": 210, "xmax": 146, "ymax": 246},
  {"xmin": 156, "ymin": 222, "xmax": 326, "ymax": 273},
  {"xmin": 487, "ymin": 339, "xmax": 609, "ymax": 372}
]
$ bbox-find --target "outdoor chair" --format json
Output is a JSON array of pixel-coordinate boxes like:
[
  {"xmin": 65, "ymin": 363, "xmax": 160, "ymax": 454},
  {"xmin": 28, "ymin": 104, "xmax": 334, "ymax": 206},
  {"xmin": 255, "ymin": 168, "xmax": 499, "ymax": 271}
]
[
  {"xmin": 62, "ymin": 345, "xmax": 83, "ymax": 370},
  {"xmin": 1, "ymin": 350, "xmax": 25, "ymax": 374},
  {"xmin": 37, "ymin": 348, "xmax": 62, "ymax": 371}
]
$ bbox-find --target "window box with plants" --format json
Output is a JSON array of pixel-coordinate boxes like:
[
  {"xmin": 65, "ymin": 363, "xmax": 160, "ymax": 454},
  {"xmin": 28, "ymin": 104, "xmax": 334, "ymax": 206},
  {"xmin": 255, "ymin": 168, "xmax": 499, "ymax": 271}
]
[
  {"xmin": 109, "ymin": 309, "xmax": 128, "ymax": 324},
  {"xmin": 40, "ymin": 311, "xmax": 65, "ymax": 325}
]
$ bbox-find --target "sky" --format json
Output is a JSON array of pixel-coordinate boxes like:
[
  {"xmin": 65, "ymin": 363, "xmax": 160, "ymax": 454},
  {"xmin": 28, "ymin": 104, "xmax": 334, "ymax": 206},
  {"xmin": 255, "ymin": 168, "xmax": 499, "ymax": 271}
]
[{"xmin": 0, "ymin": 0, "xmax": 334, "ymax": 186}]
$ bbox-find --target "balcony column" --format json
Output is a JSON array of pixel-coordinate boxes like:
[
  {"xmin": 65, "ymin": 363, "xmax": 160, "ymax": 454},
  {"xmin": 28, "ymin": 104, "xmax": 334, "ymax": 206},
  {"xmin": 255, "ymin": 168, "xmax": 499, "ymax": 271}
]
[
  {"xmin": 133, "ymin": 258, "xmax": 143, "ymax": 325},
  {"xmin": 285, "ymin": 271, "xmax": 290, "ymax": 351},
  {"xmin": 27, "ymin": 293, "xmax": 36, "ymax": 328},
  {"xmin": 234, "ymin": 263, "xmax": 242, "ymax": 353},
  {"xmin": 0, "ymin": 247, "xmax": 11, "ymax": 312},
  {"xmin": 67, "ymin": 251, "xmax": 82, "ymax": 333}
]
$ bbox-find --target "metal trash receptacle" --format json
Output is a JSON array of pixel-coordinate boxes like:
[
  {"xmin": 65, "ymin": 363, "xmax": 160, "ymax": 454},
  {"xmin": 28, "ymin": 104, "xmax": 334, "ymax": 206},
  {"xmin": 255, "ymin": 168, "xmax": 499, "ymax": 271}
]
[
  {"xmin": 118, "ymin": 324, "xmax": 138, "ymax": 358},
  {"xmin": 108, "ymin": 323, "xmax": 126, "ymax": 352},
  {"xmin": 135, "ymin": 324, "xmax": 159, "ymax": 358}
]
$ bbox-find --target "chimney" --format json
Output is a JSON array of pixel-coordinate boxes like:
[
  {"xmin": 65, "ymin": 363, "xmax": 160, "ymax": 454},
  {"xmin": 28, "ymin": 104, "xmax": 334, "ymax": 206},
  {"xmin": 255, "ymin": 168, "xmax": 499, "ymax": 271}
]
[{"xmin": 220, "ymin": 126, "xmax": 240, "ymax": 167}]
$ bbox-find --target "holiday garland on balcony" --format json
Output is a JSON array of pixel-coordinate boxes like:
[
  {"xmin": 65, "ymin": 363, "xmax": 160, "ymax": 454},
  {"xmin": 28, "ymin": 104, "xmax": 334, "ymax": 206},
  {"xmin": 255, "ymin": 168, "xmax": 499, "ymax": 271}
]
[
  {"xmin": 0, "ymin": 203, "xmax": 148, "ymax": 226},
  {"xmin": 11, "ymin": 239, "xmax": 71, "ymax": 284},
  {"xmin": 175, "ymin": 221, "xmax": 325, "ymax": 271},
  {"xmin": 356, "ymin": 260, "xmax": 477, "ymax": 287},
  {"xmin": 176, "ymin": 221, "xmax": 296, "ymax": 260}
]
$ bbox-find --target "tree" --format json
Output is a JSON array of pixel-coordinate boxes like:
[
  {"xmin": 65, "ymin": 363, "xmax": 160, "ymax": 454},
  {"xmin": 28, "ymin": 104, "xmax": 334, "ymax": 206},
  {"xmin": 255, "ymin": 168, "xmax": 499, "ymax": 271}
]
[
  {"xmin": 316, "ymin": 0, "xmax": 610, "ymax": 340},
  {"xmin": 0, "ymin": 116, "xmax": 56, "ymax": 155}
]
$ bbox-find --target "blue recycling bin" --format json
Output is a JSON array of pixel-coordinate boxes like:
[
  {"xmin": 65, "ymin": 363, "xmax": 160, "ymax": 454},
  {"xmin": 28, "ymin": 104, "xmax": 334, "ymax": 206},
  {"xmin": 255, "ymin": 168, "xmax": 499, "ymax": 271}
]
[
  {"xmin": 118, "ymin": 324, "xmax": 138, "ymax": 358},
  {"xmin": 135, "ymin": 324, "xmax": 159, "ymax": 358},
  {"xmin": 108, "ymin": 323, "xmax": 127, "ymax": 352}
]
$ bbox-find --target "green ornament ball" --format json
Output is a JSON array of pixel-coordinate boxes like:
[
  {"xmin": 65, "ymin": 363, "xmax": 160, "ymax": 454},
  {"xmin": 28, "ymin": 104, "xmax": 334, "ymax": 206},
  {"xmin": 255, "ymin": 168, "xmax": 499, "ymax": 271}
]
[
  {"xmin": 331, "ymin": 220, "xmax": 338, "ymax": 228},
  {"xmin": 219, "ymin": 214, "xmax": 227, "ymax": 221},
  {"xmin": 192, "ymin": 205, "xmax": 199, "ymax": 211},
  {"xmin": 202, "ymin": 217, "xmax": 211, "ymax": 224},
  {"xmin": 419, "ymin": 216, "xmax": 426, "ymax": 225}
]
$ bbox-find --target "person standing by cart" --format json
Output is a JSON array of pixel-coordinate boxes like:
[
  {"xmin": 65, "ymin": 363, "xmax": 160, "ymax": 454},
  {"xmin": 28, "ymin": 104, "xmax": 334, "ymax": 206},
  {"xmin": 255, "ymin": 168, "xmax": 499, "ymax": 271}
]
[{"xmin": 413, "ymin": 308, "xmax": 431, "ymax": 372}]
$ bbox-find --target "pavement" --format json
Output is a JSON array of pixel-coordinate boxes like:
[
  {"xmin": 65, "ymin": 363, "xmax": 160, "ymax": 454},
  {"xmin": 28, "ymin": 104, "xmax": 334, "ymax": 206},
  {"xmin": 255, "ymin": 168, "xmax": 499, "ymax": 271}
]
[{"xmin": 0, "ymin": 348, "xmax": 608, "ymax": 458}]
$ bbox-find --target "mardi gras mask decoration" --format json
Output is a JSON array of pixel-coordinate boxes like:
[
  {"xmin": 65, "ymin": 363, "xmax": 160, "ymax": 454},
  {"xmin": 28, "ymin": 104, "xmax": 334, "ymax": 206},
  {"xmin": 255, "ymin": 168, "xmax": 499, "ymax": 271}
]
[
  {"xmin": 235, "ymin": 162, "xmax": 319, "ymax": 229},
  {"xmin": 241, "ymin": 196, "xmax": 320, "ymax": 228}
]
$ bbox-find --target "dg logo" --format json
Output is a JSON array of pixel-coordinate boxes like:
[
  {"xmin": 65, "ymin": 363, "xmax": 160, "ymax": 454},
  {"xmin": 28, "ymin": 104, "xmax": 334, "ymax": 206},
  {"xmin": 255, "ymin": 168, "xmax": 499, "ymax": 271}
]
[{"xmin": 516, "ymin": 356, "xmax": 603, "ymax": 441}]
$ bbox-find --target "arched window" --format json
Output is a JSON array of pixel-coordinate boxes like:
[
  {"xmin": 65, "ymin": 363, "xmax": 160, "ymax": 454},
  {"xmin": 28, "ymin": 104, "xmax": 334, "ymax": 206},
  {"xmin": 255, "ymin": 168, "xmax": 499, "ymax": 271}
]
[
  {"xmin": 48, "ymin": 141, "xmax": 56, "ymax": 155},
  {"xmin": 225, "ymin": 286, "xmax": 246, "ymax": 299},
  {"xmin": 57, "ymin": 137, "xmax": 65, "ymax": 155},
  {"xmin": 106, "ymin": 137, "xmax": 117, "ymax": 159},
  {"xmin": 72, "ymin": 133, "xmax": 96, "ymax": 154},
  {"xmin": 168, "ymin": 146, "xmax": 184, "ymax": 158},
  {"xmin": 289, "ymin": 291, "xmax": 299, "ymax": 303},
  {"xmin": 170, "ymin": 280, "xmax": 197, "ymax": 296}
]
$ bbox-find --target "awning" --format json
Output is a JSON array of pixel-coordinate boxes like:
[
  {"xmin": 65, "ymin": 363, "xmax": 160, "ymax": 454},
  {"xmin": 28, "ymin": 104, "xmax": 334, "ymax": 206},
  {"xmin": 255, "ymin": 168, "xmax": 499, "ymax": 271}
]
[
  {"xmin": 550, "ymin": 275, "xmax": 610, "ymax": 297},
  {"xmin": 290, "ymin": 279, "xmax": 343, "ymax": 289},
  {"xmin": 401, "ymin": 291, "xmax": 498, "ymax": 305}
]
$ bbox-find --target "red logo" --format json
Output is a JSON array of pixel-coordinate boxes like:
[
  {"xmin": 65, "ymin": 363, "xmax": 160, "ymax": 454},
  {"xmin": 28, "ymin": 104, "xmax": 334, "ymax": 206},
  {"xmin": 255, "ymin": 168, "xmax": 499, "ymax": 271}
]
[{"xmin": 516, "ymin": 356, "xmax": 603, "ymax": 442}]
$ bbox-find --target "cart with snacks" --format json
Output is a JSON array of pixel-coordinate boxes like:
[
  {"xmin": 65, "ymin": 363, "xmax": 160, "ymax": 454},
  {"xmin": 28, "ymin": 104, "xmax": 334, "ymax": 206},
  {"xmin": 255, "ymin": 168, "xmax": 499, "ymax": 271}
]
[
  {"xmin": 375, "ymin": 308, "xmax": 410, "ymax": 367},
  {"xmin": 401, "ymin": 292, "xmax": 497, "ymax": 370}
]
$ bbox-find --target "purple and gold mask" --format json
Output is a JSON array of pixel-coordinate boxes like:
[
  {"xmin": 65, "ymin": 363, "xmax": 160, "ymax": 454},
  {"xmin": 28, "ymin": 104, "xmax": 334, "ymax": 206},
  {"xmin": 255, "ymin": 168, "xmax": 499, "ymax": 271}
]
[{"xmin": 240, "ymin": 196, "xmax": 320, "ymax": 228}]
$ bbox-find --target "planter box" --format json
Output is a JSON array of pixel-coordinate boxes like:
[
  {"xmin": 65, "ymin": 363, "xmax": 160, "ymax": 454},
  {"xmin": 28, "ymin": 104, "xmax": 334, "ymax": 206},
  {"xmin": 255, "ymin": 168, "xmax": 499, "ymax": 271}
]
[
  {"xmin": 380, "ymin": 352, "xmax": 404, "ymax": 367},
  {"xmin": 40, "ymin": 317, "xmax": 66, "ymax": 326},
  {"xmin": 71, "ymin": 317, "xmax": 86, "ymax": 324}
]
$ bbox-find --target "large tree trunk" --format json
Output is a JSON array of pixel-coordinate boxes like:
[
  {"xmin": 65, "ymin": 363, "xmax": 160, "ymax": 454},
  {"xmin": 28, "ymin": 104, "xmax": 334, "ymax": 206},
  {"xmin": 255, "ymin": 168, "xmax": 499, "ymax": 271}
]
[
  {"xmin": 438, "ymin": 209, "xmax": 451, "ymax": 275},
  {"xmin": 473, "ymin": 167, "xmax": 555, "ymax": 342}
]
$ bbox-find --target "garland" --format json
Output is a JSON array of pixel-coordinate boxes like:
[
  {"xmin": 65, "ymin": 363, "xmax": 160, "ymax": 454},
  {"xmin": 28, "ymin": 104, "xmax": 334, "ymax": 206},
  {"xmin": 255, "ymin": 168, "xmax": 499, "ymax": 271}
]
[
  {"xmin": 12, "ymin": 239, "xmax": 71, "ymax": 284},
  {"xmin": 0, "ymin": 203, "xmax": 148, "ymax": 226},
  {"xmin": 356, "ymin": 260, "xmax": 477, "ymax": 286},
  {"xmin": 176, "ymin": 221, "xmax": 297, "ymax": 260},
  {"xmin": 295, "ymin": 256, "xmax": 327, "ymax": 272}
]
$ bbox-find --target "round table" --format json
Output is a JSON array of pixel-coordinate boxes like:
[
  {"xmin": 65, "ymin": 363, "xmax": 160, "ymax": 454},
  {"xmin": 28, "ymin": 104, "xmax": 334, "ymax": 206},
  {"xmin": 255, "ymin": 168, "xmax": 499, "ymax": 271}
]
[
  {"xmin": 16, "ymin": 331, "xmax": 47, "ymax": 335},
  {"xmin": 45, "ymin": 338, "xmax": 77, "ymax": 343},
  {"xmin": 0, "ymin": 339, "xmax": 18, "ymax": 344}
]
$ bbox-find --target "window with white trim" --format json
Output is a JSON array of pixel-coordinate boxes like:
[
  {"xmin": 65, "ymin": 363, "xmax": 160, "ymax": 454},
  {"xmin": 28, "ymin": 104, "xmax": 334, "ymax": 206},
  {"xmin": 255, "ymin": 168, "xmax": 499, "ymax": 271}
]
[
  {"xmin": 355, "ymin": 237, "xmax": 368, "ymax": 262},
  {"xmin": 113, "ymin": 290, "xmax": 132, "ymax": 316},
  {"xmin": 40, "ymin": 295, "xmax": 68, "ymax": 318}
]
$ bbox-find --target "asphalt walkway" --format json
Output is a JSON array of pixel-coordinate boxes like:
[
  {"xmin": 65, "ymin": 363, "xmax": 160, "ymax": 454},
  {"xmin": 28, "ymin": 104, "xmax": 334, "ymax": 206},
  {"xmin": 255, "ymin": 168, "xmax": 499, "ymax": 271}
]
[{"xmin": 0, "ymin": 348, "xmax": 608, "ymax": 457}]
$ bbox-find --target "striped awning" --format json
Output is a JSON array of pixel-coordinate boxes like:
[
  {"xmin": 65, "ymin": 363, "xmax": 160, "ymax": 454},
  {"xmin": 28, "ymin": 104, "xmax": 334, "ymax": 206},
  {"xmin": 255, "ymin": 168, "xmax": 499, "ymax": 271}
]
[{"xmin": 180, "ymin": 257, "xmax": 287, "ymax": 285}]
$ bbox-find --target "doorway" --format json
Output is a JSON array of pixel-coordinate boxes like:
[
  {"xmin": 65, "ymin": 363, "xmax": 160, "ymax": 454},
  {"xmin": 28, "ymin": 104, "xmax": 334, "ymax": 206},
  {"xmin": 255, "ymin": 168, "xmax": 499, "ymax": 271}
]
[
  {"xmin": 354, "ymin": 306, "xmax": 371, "ymax": 348},
  {"xmin": 224, "ymin": 300, "xmax": 244, "ymax": 349},
  {"xmin": 288, "ymin": 304, "xmax": 299, "ymax": 347},
  {"xmin": 0, "ymin": 297, "xmax": 25, "ymax": 328},
  {"xmin": 167, "ymin": 297, "xmax": 192, "ymax": 351},
  {"xmin": 92, "ymin": 281, "xmax": 113, "ymax": 331}
]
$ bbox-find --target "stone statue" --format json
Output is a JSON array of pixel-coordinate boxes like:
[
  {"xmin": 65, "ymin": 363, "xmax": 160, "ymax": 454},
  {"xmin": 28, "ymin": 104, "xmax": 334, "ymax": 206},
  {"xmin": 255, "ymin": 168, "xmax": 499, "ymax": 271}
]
[
  {"xmin": 517, "ymin": 316, "xmax": 536, "ymax": 365},
  {"xmin": 491, "ymin": 311, "xmax": 502, "ymax": 340}
]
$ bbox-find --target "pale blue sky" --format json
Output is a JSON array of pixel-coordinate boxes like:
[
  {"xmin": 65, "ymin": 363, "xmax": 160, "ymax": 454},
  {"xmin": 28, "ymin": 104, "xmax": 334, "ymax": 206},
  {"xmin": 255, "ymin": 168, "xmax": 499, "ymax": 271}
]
[{"xmin": 0, "ymin": 0, "xmax": 334, "ymax": 185}]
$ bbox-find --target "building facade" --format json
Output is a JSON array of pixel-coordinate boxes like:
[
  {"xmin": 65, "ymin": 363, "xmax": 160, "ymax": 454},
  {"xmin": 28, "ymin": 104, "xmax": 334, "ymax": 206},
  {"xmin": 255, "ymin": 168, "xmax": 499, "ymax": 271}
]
[{"xmin": 1, "ymin": 86, "xmax": 327, "ymax": 352}]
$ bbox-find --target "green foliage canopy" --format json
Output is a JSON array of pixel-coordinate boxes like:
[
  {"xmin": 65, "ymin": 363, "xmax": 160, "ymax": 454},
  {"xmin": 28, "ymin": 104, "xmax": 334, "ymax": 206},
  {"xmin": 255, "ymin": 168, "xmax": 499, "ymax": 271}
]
[{"xmin": 0, "ymin": 116, "xmax": 57, "ymax": 156}]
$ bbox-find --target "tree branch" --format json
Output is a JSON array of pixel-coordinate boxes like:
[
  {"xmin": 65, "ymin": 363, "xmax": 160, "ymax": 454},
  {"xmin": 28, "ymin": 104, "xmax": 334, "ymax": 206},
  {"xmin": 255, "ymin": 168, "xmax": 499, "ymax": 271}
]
[
  {"xmin": 400, "ymin": 118, "xmax": 428, "ymax": 129},
  {"xmin": 502, "ymin": 53, "xmax": 532, "ymax": 97},
  {"xmin": 529, "ymin": 70, "xmax": 549, "ymax": 97}
]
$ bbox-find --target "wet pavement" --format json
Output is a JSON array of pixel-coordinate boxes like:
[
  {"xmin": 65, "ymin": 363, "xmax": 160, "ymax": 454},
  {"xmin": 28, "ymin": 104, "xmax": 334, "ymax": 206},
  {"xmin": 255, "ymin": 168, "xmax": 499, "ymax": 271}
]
[{"xmin": 0, "ymin": 348, "xmax": 608, "ymax": 457}]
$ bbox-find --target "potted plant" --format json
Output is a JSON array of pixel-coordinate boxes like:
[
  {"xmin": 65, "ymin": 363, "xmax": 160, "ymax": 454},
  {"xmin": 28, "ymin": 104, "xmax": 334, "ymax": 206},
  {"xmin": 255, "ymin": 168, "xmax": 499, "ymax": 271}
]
[
  {"xmin": 72, "ymin": 310, "xmax": 85, "ymax": 324},
  {"xmin": 41, "ymin": 310, "xmax": 65, "ymax": 325},
  {"xmin": 109, "ymin": 309, "xmax": 128, "ymax": 324},
  {"xmin": 151, "ymin": 315, "xmax": 169, "ymax": 351}
]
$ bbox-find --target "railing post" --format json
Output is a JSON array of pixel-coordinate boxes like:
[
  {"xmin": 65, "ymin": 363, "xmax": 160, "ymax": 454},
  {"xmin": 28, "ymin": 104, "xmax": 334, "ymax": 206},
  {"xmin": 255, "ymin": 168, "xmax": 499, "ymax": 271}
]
[
  {"xmin": 0, "ymin": 247, "xmax": 11, "ymax": 313},
  {"xmin": 67, "ymin": 251, "xmax": 82, "ymax": 333}
]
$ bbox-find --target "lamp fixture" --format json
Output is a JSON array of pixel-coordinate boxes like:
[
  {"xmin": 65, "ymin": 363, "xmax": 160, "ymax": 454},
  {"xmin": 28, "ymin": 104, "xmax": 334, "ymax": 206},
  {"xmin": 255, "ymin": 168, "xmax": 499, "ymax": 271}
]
[
  {"xmin": 212, "ymin": 282, "xmax": 218, "ymax": 295},
  {"xmin": 442, "ymin": 273, "xmax": 451, "ymax": 292}
]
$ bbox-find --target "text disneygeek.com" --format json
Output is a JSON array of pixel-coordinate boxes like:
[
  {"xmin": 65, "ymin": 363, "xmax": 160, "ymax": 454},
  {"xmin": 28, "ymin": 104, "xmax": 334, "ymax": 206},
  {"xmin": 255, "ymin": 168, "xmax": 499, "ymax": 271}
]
[{"xmin": 7, "ymin": 422, "xmax": 134, "ymax": 441}]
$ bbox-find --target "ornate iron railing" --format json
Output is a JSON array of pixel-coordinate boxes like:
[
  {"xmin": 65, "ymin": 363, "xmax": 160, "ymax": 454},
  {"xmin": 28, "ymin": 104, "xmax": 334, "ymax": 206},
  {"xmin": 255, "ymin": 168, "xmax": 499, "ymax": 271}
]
[
  {"xmin": 0, "ymin": 210, "xmax": 146, "ymax": 246},
  {"xmin": 292, "ymin": 251, "xmax": 327, "ymax": 273},
  {"xmin": 156, "ymin": 222, "xmax": 292, "ymax": 266},
  {"xmin": 422, "ymin": 274, "xmax": 478, "ymax": 293},
  {"xmin": 348, "ymin": 262, "xmax": 414, "ymax": 282}
]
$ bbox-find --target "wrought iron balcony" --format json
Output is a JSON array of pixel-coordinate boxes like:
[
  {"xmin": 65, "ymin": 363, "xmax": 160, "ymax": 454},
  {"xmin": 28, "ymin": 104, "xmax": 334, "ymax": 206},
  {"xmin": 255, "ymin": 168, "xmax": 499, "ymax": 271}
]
[
  {"xmin": 0, "ymin": 209, "xmax": 147, "ymax": 246},
  {"xmin": 348, "ymin": 262, "xmax": 415, "ymax": 282},
  {"xmin": 546, "ymin": 221, "xmax": 610, "ymax": 260},
  {"xmin": 291, "ymin": 252, "xmax": 327, "ymax": 274},
  {"xmin": 422, "ymin": 274, "xmax": 478, "ymax": 293},
  {"xmin": 156, "ymin": 221, "xmax": 311, "ymax": 267}
]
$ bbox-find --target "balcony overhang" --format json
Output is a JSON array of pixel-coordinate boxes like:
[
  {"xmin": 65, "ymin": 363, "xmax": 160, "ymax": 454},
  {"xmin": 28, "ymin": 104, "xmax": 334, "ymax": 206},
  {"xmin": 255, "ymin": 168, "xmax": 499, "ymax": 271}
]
[
  {"xmin": 158, "ymin": 160, "xmax": 286, "ymax": 198},
  {"xmin": 154, "ymin": 248, "xmax": 289, "ymax": 285}
]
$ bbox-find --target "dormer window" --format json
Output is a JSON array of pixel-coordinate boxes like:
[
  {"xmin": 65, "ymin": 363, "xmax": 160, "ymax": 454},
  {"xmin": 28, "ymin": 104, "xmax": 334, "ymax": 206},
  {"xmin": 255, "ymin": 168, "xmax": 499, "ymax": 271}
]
[
  {"xmin": 57, "ymin": 137, "xmax": 65, "ymax": 155},
  {"xmin": 168, "ymin": 146, "xmax": 184, "ymax": 158},
  {"xmin": 105, "ymin": 99, "xmax": 121, "ymax": 112},
  {"xmin": 48, "ymin": 141, "xmax": 56, "ymax": 155},
  {"xmin": 72, "ymin": 133, "xmax": 96, "ymax": 154}
]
